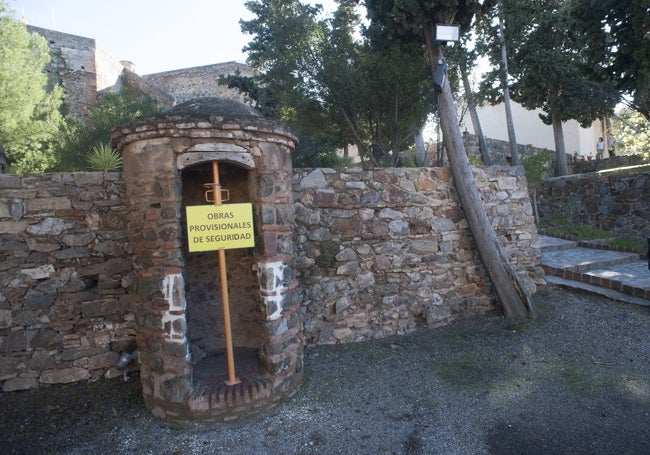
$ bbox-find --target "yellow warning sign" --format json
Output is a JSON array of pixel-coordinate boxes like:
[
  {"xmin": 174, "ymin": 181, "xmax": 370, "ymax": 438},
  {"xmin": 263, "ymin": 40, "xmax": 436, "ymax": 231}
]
[{"xmin": 186, "ymin": 203, "xmax": 255, "ymax": 252}]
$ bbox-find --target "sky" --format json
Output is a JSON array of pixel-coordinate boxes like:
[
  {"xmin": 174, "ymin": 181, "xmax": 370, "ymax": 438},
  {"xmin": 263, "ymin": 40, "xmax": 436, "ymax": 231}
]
[{"xmin": 7, "ymin": 0, "xmax": 335, "ymax": 75}]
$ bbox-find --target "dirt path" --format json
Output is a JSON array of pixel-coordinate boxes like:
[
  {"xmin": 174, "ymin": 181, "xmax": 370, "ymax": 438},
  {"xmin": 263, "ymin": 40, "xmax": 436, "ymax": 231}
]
[{"xmin": 2, "ymin": 285, "xmax": 649, "ymax": 454}]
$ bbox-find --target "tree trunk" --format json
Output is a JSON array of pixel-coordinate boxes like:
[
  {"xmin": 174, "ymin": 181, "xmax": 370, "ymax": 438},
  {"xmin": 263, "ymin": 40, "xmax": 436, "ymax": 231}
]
[
  {"xmin": 498, "ymin": 1, "xmax": 520, "ymax": 166},
  {"xmin": 415, "ymin": 128, "xmax": 427, "ymax": 166},
  {"xmin": 460, "ymin": 59, "xmax": 492, "ymax": 165},
  {"xmin": 551, "ymin": 112, "xmax": 568, "ymax": 176},
  {"xmin": 532, "ymin": 188, "xmax": 539, "ymax": 224},
  {"xmin": 424, "ymin": 23, "xmax": 532, "ymax": 320}
]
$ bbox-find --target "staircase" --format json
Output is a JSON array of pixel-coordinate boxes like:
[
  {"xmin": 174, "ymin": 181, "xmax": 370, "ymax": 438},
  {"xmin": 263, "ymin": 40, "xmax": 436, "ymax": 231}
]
[{"xmin": 539, "ymin": 235, "xmax": 650, "ymax": 306}]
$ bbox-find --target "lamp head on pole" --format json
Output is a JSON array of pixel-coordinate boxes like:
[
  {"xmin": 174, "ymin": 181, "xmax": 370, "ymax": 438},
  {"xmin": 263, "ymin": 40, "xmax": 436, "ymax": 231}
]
[{"xmin": 435, "ymin": 24, "xmax": 461, "ymax": 44}]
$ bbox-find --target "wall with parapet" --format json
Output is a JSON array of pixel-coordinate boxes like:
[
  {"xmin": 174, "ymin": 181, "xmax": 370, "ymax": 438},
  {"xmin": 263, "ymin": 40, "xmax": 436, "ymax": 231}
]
[{"xmin": 0, "ymin": 167, "xmax": 543, "ymax": 391}]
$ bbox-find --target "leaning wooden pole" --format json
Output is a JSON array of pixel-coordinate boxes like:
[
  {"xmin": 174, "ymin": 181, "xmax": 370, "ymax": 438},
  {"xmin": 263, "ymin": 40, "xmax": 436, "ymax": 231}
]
[
  {"xmin": 210, "ymin": 160, "xmax": 240, "ymax": 385},
  {"xmin": 424, "ymin": 23, "xmax": 532, "ymax": 320}
]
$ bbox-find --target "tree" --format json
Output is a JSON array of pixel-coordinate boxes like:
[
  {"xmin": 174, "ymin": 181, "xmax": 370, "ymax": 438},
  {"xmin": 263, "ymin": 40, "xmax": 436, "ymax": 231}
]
[
  {"xmin": 521, "ymin": 149, "xmax": 550, "ymax": 224},
  {"xmin": 0, "ymin": 2, "xmax": 64, "ymax": 173},
  {"xmin": 365, "ymin": 0, "xmax": 533, "ymax": 320},
  {"xmin": 54, "ymin": 88, "xmax": 163, "ymax": 170},
  {"xmin": 236, "ymin": 0, "xmax": 434, "ymax": 167},
  {"xmin": 571, "ymin": 0, "xmax": 650, "ymax": 121},
  {"xmin": 611, "ymin": 109, "xmax": 650, "ymax": 159},
  {"xmin": 485, "ymin": 0, "xmax": 617, "ymax": 176},
  {"xmin": 496, "ymin": 0, "xmax": 519, "ymax": 166},
  {"xmin": 457, "ymin": 50, "xmax": 492, "ymax": 165}
]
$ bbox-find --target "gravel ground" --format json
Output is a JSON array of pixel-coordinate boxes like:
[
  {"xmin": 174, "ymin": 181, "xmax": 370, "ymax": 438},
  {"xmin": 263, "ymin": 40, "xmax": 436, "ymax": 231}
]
[{"xmin": 2, "ymin": 284, "xmax": 649, "ymax": 455}]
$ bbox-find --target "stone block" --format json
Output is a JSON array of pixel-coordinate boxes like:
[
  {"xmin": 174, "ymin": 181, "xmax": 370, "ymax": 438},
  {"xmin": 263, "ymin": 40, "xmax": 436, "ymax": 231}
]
[
  {"xmin": 21, "ymin": 264, "xmax": 56, "ymax": 280},
  {"xmin": 61, "ymin": 347, "xmax": 106, "ymax": 362},
  {"xmin": 54, "ymin": 247, "xmax": 91, "ymax": 260},
  {"xmin": 3, "ymin": 376, "xmax": 39, "ymax": 392},
  {"xmin": 40, "ymin": 367, "xmax": 90, "ymax": 384},
  {"xmin": 0, "ymin": 221, "xmax": 28, "ymax": 235},
  {"xmin": 1, "ymin": 330, "xmax": 30, "ymax": 352},
  {"xmin": 27, "ymin": 198, "xmax": 72, "ymax": 213},
  {"xmin": 80, "ymin": 299, "xmax": 121, "ymax": 317},
  {"xmin": 72, "ymin": 172, "xmax": 104, "ymax": 187},
  {"xmin": 62, "ymin": 233, "xmax": 95, "ymax": 247}
]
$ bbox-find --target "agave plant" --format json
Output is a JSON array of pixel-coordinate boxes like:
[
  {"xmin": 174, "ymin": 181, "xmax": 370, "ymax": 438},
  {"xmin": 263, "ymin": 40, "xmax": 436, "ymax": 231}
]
[{"xmin": 87, "ymin": 142, "xmax": 123, "ymax": 171}]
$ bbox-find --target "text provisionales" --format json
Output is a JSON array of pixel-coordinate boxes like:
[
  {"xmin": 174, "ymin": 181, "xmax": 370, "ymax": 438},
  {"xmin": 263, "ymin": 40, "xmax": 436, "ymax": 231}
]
[{"xmin": 186, "ymin": 203, "xmax": 255, "ymax": 252}]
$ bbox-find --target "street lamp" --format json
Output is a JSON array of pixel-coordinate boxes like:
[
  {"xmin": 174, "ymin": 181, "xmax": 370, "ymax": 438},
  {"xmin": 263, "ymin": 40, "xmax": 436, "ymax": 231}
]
[
  {"xmin": 435, "ymin": 24, "xmax": 460, "ymax": 43},
  {"xmin": 432, "ymin": 24, "xmax": 460, "ymax": 91}
]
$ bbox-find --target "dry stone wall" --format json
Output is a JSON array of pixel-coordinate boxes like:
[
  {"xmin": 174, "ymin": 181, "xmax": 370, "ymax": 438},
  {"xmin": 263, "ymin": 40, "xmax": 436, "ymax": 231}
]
[
  {"xmin": 293, "ymin": 166, "xmax": 542, "ymax": 345},
  {"xmin": 539, "ymin": 171, "xmax": 650, "ymax": 242},
  {"xmin": 1, "ymin": 167, "xmax": 543, "ymax": 391},
  {"xmin": 0, "ymin": 173, "xmax": 135, "ymax": 392}
]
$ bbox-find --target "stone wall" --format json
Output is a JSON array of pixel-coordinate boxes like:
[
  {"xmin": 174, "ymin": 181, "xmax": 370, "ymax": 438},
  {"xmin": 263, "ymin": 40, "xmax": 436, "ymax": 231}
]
[
  {"xmin": 539, "ymin": 171, "xmax": 650, "ymax": 242},
  {"xmin": 28, "ymin": 26, "xmax": 101, "ymax": 123},
  {"xmin": 1, "ymin": 167, "xmax": 543, "ymax": 391},
  {"xmin": 0, "ymin": 173, "xmax": 134, "ymax": 392},
  {"xmin": 293, "ymin": 166, "xmax": 542, "ymax": 344},
  {"xmin": 570, "ymin": 155, "xmax": 646, "ymax": 174},
  {"xmin": 141, "ymin": 62, "xmax": 254, "ymax": 104},
  {"xmin": 462, "ymin": 132, "xmax": 547, "ymax": 166}
]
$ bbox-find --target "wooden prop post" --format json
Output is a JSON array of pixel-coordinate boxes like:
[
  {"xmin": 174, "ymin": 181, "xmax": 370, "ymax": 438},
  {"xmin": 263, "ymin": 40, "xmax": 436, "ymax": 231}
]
[{"xmin": 206, "ymin": 160, "xmax": 240, "ymax": 385}]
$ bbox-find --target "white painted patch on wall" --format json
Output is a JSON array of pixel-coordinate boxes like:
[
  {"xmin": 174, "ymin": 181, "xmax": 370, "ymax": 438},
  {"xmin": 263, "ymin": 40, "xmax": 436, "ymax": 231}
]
[
  {"xmin": 161, "ymin": 274, "xmax": 187, "ymax": 343},
  {"xmin": 259, "ymin": 260, "xmax": 285, "ymax": 321}
]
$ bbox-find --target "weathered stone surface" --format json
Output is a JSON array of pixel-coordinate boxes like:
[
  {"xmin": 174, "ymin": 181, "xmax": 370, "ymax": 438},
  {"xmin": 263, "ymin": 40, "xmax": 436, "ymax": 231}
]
[
  {"xmin": 293, "ymin": 167, "xmax": 542, "ymax": 344},
  {"xmin": 2, "ymin": 376, "xmax": 39, "ymax": 392},
  {"xmin": 1, "ymin": 173, "xmax": 135, "ymax": 392},
  {"xmin": 21, "ymin": 264, "xmax": 55, "ymax": 280},
  {"xmin": 40, "ymin": 367, "xmax": 90, "ymax": 384},
  {"xmin": 299, "ymin": 169, "xmax": 328, "ymax": 189},
  {"xmin": 26, "ymin": 218, "xmax": 68, "ymax": 236},
  {"xmin": 27, "ymin": 197, "xmax": 72, "ymax": 213}
]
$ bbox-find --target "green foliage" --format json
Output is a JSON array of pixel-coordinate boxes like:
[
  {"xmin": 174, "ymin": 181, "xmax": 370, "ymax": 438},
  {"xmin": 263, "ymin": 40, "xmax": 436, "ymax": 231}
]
[
  {"xmin": 529, "ymin": 217, "xmax": 648, "ymax": 252},
  {"xmin": 539, "ymin": 218, "xmax": 611, "ymax": 239},
  {"xmin": 481, "ymin": 0, "xmax": 618, "ymax": 128},
  {"xmin": 53, "ymin": 88, "xmax": 162, "ymax": 171},
  {"xmin": 521, "ymin": 149, "xmax": 551, "ymax": 190},
  {"xmin": 570, "ymin": 0, "xmax": 650, "ymax": 120},
  {"xmin": 86, "ymin": 142, "xmax": 123, "ymax": 172},
  {"xmin": 611, "ymin": 109, "xmax": 650, "ymax": 159},
  {"xmin": 238, "ymin": 0, "xmax": 435, "ymax": 167},
  {"xmin": 0, "ymin": 4, "xmax": 65, "ymax": 173}
]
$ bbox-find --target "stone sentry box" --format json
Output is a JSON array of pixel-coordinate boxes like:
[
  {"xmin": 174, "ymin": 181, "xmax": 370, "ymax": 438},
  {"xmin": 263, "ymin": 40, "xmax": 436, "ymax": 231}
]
[{"xmin": 111, "ymin": 98, "xmax": 303, "ymax": 420}]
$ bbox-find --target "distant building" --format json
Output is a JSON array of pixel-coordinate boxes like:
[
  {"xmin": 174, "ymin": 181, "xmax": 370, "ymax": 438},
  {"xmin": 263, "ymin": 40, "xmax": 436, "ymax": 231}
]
[
  {"xmin": 462, "ymin": 102, "xmax": 607, "ymax": 160},
  {"xmin": 28, "ymin": 26, "xmax": 252, "ymax": 124}
]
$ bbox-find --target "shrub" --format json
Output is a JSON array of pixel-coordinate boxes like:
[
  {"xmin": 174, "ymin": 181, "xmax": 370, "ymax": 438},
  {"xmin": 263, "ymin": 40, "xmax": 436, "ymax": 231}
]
[{"xmin": 87, "ymin": 143, "xmax": 123, "ymax": 171}]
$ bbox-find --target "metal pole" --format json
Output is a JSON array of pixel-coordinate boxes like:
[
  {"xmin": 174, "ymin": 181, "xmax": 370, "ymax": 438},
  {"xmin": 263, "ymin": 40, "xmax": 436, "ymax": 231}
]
[{"xmin": 211, "ymin": 161, "xmax": 240, "ymax": 385}]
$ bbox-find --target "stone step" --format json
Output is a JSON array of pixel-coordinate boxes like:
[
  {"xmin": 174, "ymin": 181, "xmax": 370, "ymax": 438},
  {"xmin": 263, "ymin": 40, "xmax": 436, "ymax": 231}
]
[
  {"xmin": 585, "ymin": 260, "xmax": 650, "ymax": 296},
  {"xmin": 541, "ymin": 247, "xmax": 640, "ymax": 273},
  {"xmin": 537, "ymin": 235, "xmax": 578, "ymax": 252}
]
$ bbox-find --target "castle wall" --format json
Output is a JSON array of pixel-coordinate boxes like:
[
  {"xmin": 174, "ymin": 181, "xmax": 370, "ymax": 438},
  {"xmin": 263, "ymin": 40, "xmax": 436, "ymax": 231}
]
[
  {"xmin": 28, "ymin": 26, "xmax": 100, "ymax": 123},
  {"xmin": 141, "ymin": 62, "xmax": 254, "ymax": 103},
  {"xmin": 95, "ymin": 44, "xmax": 125, "ymax": 93}
]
